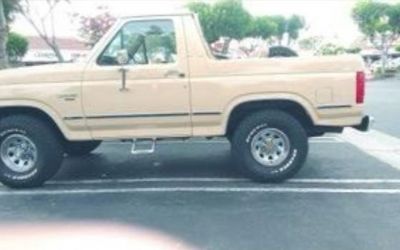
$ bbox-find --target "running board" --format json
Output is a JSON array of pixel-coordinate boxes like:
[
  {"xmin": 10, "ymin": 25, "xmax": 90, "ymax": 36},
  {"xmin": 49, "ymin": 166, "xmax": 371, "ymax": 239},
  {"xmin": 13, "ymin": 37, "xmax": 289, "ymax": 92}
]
[{"xmin": 131, "ymin": 138, "xmax": 156, "ymax": 155}]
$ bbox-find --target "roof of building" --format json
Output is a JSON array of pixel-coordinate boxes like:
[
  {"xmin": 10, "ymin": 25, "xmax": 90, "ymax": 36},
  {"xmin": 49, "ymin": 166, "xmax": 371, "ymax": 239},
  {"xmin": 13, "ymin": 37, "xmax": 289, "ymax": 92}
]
[{"xmin": 27, "ymin": 36, "xmax": 89, "ymax": 51}]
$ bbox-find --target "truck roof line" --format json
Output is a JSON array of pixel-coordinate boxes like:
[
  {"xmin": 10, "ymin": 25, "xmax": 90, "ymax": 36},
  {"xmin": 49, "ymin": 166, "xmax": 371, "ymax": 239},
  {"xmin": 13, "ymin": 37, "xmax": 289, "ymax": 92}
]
[{"xmin": 120, "ymin": 12, "xmax": 194, "ymax": 19}]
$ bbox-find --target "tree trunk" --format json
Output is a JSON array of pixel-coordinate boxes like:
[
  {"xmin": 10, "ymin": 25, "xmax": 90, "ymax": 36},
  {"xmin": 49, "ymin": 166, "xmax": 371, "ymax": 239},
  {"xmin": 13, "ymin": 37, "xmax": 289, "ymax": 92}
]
[
  {"xmin": 50, "ymin": 43, "xmax": 64, "ymax": 62},
  {"xmin": 18, "ymin": 2, "xmax": 65, "ymax": 63},
  {"xmin": 48, "ymin": 5, "xmax": 64, "ymax": 63},
  {"xmin": 287, "ymin": 37, "xmax": 292, "ymax": 47},
  {"xmin": 222, "ymin": 37, "xmax": 232, "ymax": 55},
  {"xmin": 41, "ymin": 36, "xmax": 64, "ymax": 62},
  {"xmin": 381, "ymin": 36, "xmax": 388, "ymax": 74},
  {"xmin": 0, "ymin": 0, "xmax": 8, "ymax": 69}
]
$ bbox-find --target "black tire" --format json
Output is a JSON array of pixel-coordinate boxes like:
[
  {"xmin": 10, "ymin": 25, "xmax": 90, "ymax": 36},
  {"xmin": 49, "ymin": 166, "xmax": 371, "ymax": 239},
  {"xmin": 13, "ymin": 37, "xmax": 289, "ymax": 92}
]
[
  {"xmin": 64, "ymin": 141, "xmax": 101, "ymax": 157},
  {"xmin": 232, "ymin": 110, "xmax": 308, "ymax": 182},
  {"xmin": 0, "ymin": 115, "xmax": 64, "ymax": 188}
]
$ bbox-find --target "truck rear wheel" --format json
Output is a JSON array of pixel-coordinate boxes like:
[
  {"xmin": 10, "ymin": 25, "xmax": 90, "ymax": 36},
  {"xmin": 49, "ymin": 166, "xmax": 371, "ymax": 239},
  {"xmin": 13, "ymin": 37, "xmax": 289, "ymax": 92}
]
[
  {"xmin": 0, "ymin": 115, "xmax": 64, "ymax": 188},
  {"xmin": 232, "ymin": 110, "xmax": 308, "ymax": 182},
  {"xmin": 64, "ymin": 141, "xmax": 101, "ymax": 157}
]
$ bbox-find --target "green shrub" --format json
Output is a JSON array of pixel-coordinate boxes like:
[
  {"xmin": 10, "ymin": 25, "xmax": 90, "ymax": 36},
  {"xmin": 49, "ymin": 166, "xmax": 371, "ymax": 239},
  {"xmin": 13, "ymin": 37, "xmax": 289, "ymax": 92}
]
[
  {"xmin": 317, "ymin": 43, "xmax": 345, "ymax": 56},
  {"xmin": 6, "ymin": 32, "xmax": 28, "ymax": 62},
  {"xmin": 345, "ymin": 47, "xmax": 362, "ymax": 54}
]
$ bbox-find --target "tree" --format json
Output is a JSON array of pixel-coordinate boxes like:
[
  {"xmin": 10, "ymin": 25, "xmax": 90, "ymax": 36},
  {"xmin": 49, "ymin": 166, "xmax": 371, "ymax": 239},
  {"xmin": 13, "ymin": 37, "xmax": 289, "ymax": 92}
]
[
  {"xmin": 249, "ymin": 16, "xmax": 277, "ymax": 39},
  {"xmin": 269, "ymin": 15, "xmax": 286, "ymax": 45},
  {"xmin": 3, "ymin": 0, "xmax": 19, "ymax": 22},
  {"xmin": 317, "ymin": 43, "xmax": 345, "ymax": 56},
  {"xmin": 6, "ymin": 32, "xmax": 28, "ymax": 62},
  {"xmin": 212, "ymin": 0, "xmax": 252, "ymax": 40},
  {"xmin": 268, "ymin": 15, "xmax": 305, "ymax": 46},
  {"xmin": 298, "ymin": 36, "xmax": 323, "ymax": 51},
  {"xmin": 15, "ymin": 0, "xmax": 69, "ymax": 62},
  {"xmin": 188, "ymin": 0, "xmax": 251, "ymax": 43},
  {"xmin": 187, "ymin": 2, "xmax": 215, "ymax": 42},
  {"xmin": 352, "ymin": 0, "xmax": 400, "ymax": 72},
  {"xmin": 75, "ymin": 6, "xmax": 116, "ymax": 48},
  {"xmin": 188, "ymin": 0, "xmax": 305, "ymax": 50},
  {"xmin": 1, "ymin": 0, "xmax": 22, "ymax": 69},
  {"xmin": 287, "ymin": 15, "xmax": 305, "ymax": 46},
  {"xmin": 388, "ymin": 3, "xmax": 400, "ymax": 35}
]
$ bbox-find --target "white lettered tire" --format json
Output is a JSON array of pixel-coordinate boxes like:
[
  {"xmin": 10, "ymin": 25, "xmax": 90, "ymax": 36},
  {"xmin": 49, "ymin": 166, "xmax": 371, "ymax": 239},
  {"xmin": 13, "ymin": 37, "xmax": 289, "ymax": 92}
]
[
  {"xmin": 232, "ymin": 110, "xmax": 308, "ymax": 182},
  {"xmin": 0, "ymin": 115, "xmax": 64, "ymax": 188}
]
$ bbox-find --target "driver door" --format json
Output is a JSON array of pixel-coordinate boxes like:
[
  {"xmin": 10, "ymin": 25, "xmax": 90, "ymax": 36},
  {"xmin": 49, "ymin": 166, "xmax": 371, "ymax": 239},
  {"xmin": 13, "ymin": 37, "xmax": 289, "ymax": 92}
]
[{"xmin": 82, "ymin": 17, "xmax": 191, "ymax": 139}]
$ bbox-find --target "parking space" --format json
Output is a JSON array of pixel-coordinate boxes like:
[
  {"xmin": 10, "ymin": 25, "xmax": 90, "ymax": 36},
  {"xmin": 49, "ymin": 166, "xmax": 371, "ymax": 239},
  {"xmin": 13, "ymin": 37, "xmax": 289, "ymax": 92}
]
[
  {"xmin": 1, "ymin": 138, "xmax": 399, "ymax": 192},
  {"xmin": 1, "ymin": 135, "xmax": 400, "ymax": 250},
  {"xmin": 51, "ymin": 138, "xmax": 400, "ymax": 182}
]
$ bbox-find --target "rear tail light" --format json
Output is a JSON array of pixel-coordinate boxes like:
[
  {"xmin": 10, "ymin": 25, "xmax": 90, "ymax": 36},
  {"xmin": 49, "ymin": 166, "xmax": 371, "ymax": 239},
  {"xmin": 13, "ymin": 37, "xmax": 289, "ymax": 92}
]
[{"xmin": 356, "ymin": 71, "xmax": 365, "ymax": 104}]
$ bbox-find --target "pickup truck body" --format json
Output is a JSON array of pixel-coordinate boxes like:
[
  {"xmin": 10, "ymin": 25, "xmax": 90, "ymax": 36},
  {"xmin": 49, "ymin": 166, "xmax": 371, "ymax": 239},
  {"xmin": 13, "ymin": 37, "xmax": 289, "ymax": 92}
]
[
  {"xmin": 0, "ymin": 13, "xmax": 366, "ymax": 140},
  {"xmin": 0, "ymin": 13, "xmax": 371, "ymax": 188}
]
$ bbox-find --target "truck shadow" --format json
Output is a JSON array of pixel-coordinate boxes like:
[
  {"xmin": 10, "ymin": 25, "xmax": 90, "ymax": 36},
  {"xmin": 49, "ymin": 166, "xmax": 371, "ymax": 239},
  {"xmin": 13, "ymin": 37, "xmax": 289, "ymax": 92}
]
[
  {"xmin": 53, "ymin": 140, "xmax": 400, "ymax": 182},
  {"xmin": 54, "ymin": 142, "xmax": 243, "ymax": 181}
]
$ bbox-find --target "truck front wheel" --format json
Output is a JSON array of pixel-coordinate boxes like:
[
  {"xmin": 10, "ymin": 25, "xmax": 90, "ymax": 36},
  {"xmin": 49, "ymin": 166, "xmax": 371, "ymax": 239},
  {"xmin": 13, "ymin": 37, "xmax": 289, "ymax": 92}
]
[
  {"xmin": 0, "ymin": 115, "xmax": 64, "ymax": 188},
  {"xmin": 232, "ymin": 110, "xmax": 308, "ymax": 182},
  {"xmin": 64, "ymin": 141, "xmax": 102, "ymax": 157}
]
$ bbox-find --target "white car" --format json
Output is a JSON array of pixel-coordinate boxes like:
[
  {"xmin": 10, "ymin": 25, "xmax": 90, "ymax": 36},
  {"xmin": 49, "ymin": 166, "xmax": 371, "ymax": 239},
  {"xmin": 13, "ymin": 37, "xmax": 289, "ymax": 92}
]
[
  {"xmin": 390, "ymin": 57, "xmax": 400, "ymax": 68},
  {"xmin": 370, "ymin": 59, "xmax": 397, "ymax": 72}
]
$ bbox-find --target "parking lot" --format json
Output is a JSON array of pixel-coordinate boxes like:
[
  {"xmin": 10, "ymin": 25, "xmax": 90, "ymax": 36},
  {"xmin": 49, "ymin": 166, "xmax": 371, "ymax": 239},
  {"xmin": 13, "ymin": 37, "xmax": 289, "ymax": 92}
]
[{"xmin": 1, "ymin": 77, "xmax": 400, "ymax": 250}]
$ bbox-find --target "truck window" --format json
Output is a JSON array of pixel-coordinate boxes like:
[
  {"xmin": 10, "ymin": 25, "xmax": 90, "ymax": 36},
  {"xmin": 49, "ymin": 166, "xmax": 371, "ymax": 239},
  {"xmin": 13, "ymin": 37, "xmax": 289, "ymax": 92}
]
[{"xmin": 98, "ymin": 20, "xmax": 177, "ymax": 66}]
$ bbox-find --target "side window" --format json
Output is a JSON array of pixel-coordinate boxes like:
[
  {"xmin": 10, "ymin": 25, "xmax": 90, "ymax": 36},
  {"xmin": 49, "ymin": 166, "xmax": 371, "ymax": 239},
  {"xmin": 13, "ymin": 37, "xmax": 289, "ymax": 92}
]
[{"xmin": 98, "ymin": 20, "xmax": 177, "ymax": 66}]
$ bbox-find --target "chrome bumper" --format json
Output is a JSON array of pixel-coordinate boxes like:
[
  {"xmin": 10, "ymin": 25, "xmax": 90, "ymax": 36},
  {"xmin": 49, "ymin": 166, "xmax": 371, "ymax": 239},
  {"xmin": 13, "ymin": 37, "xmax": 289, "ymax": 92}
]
[{"xmin": 353, "ymin": 115, "xmax": 374, "ymax": 132}]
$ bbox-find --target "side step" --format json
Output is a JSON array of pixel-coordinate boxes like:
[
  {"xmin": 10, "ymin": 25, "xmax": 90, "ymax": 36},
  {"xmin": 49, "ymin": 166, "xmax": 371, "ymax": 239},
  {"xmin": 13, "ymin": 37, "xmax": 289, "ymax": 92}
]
[{"xmin": 131, "ymin": 138, "xmax": 156, "ymax": 155}]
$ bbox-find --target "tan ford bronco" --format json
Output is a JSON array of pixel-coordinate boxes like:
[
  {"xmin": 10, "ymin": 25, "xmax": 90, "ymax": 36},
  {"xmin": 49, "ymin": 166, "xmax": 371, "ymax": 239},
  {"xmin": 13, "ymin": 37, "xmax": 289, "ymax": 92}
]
[{"xmin": 0, "ymin": 13, "xmax": 372, "ymax": 188}]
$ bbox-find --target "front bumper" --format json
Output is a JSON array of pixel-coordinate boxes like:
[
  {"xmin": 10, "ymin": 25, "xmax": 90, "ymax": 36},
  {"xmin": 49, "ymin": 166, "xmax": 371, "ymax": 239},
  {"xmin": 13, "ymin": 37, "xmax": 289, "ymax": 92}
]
[{"xmin": 353, "ymin": 115, "xmax": 374, "ymax": 132}]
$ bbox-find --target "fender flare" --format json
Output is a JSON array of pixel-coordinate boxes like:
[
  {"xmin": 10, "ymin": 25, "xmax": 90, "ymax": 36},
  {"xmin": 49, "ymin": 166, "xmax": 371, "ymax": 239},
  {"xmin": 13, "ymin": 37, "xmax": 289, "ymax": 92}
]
[
  {"xmin": 0, "ymin": 100, "xmax": 73, "ymax": 139},
  {"xmin": 222, "ymin": 93, "xmax": 318, "ymax": 133}
]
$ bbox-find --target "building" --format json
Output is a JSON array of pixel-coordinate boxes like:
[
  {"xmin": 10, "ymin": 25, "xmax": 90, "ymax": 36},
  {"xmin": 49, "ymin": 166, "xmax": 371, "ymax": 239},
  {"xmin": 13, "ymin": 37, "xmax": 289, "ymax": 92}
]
[{"xmin": 22, "ymin": 37, "xmax": 90, "ymax": 66}]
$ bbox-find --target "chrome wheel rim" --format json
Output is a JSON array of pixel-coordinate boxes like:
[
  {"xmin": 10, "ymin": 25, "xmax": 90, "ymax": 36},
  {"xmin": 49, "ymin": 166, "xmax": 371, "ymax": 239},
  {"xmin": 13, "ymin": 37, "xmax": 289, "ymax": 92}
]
[
  {"xmin": 0, "ymin": 134, "xmax": 38, "ymax": 173},
  {"xmin": 250, "ymin": 128, "xmax": 290, "ymax": 167}
]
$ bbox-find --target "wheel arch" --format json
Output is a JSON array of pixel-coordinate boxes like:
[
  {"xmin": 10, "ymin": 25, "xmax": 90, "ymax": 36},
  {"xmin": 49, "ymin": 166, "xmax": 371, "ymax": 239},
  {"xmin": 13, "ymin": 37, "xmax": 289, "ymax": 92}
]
[
  {"xmin": 224, "ymin": 95, "xmax": 317, "ymax": 138},
  {"xmin": 0, "ymin": 101, "xmax": 70, "ymax": 141}
]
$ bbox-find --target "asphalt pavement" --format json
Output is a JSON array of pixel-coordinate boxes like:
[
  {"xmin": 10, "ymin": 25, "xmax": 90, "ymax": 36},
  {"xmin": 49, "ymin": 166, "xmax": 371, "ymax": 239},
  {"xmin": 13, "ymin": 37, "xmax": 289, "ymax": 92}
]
[
  {"xmin": 366, "ymin": 75, "xmax": 400, "ymax": 137},
  {"xmin": 1, "ymin": 77, "xmax": 400, "ymax": 250}
]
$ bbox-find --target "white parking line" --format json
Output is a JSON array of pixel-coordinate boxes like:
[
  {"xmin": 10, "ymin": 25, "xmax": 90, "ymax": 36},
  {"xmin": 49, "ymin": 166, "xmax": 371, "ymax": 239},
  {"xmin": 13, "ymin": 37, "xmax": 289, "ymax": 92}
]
[
  {"xmin": 310, "ymin": 136, "xmax": 345, "ymax": 143},
  {"xmin": 2, "ymin": 187, "xmax": 400, "ymax": 196},
  {"xmin": 4, "ymin": 178, "xmax": 400, "ymax": 196},
  {"xmin": 48, "ymin": 177, "xmax": 248, "ymax": 185},
  {"xmin": 289, "ymin": 178, "xmax": 400, "ymax": 184},
  {"xmin": 47, "ymin": 177, "xmax": 400, "ymax": 185},
  {"xmin": 340, "ymin": 129, "xmax": 400, "ymax": 170}
]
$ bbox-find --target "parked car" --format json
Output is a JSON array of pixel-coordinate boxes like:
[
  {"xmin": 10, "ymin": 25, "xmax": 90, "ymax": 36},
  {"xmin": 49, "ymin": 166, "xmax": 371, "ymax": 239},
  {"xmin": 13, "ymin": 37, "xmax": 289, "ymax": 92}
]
[
  {"xmin": 391, "ymin": 57, "xmax": 400, "ymax": 68},
  {"xmin": 268, "ymin": 46, "xmax": 298, "ymax": 58},
  {"xmin": 370, "ymin": 59, "xmax": 398, "ymax": 72},
  {"xmin": 0, "ymin": 13, "xmax": 371, "ymax": 188}
]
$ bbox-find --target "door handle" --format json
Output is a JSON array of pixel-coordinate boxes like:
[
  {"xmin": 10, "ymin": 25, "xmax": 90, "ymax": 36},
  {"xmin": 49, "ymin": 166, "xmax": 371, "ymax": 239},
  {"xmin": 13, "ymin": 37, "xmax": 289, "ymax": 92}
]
[
  {"xmin": 164, "ymin": 70, "xmax": 185, "ymax": 78},
  {"xmin": 119, "ymin": 67, "xmax": 129, "ymax": 92}
]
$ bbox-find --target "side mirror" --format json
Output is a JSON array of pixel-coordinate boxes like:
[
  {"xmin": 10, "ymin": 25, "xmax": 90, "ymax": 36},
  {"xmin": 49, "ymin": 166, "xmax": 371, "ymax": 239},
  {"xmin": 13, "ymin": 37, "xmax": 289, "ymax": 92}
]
[{"xmin": 116, "ymin": 49, "xmax": 129, "ymax": 65}]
